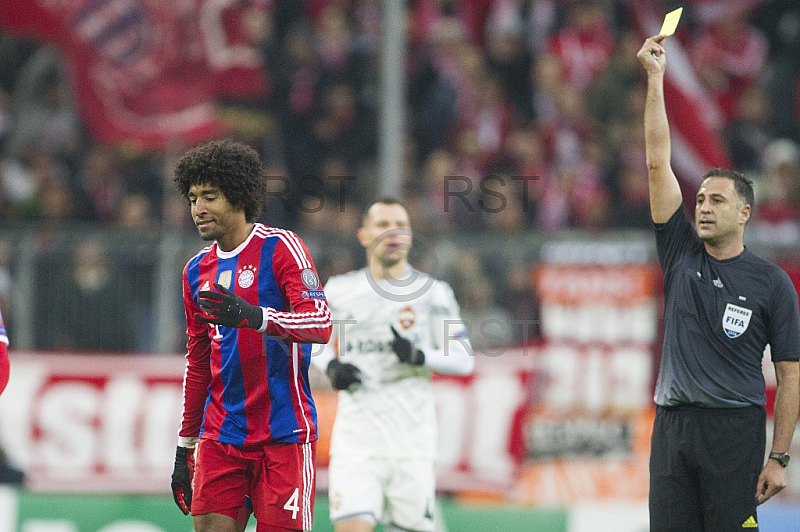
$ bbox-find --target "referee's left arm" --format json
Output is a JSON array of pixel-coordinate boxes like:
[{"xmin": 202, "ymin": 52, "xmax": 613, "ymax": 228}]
[{"xmin": 756, "ymin": 359, "xmax": 799, "ymax": 504}]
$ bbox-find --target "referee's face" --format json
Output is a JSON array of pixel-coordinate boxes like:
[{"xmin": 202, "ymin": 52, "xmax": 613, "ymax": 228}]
[
  {"xmin": 695, "ymin": 176, "xmax": 749, "ymax": 245},
  {"xmin": 359, "ymin": 203, "xmax": 412, "ymax": 268}
]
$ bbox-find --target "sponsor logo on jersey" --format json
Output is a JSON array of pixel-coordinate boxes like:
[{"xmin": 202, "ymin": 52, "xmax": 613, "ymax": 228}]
[
  {"xmin": 218, "ymin": 270, "xmax": 232, "ymax": 289},
  {"xmin": 301, "ymin": 268, "xmax": 320, "ymax": 289},
  {"xmin": 722, "ymin": 303, "xmax": 752, "ymax": 338},
  {"xmin": 398, "ymin": 306, "xmax": 415, "ymax": 329},
  {"xmin": 300, "ymin": 290, "xmax": 326, "ymax": 300},
  {"xmin": 200, "ymin": 280, "xmax": 210, "ymax": 292},
  {"xmin": 238, "ymin": 265, "xmax": 256, "ymax": 288}
]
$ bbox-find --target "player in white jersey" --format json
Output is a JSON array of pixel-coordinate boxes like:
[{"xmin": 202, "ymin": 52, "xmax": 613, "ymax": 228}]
[{"xmin": 312, "ymin": 199, "xmax": 474, "ymax": 532}]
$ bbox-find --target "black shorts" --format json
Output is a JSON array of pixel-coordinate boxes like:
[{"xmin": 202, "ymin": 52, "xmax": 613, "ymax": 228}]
[{"xmin": 649, "ymin": 404, "xmax": 766, "ymax": 531}]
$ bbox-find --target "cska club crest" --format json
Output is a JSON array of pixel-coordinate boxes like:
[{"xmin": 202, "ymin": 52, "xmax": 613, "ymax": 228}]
[{"xmin": 397, "ymin": 306, "xmax": 415, "ymax": 329}]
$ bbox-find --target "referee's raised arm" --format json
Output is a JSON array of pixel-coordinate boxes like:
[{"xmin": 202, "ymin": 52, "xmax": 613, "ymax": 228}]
[{"xmin": 638, "ymin": 34, "xmax": 683, "ymax": 223}]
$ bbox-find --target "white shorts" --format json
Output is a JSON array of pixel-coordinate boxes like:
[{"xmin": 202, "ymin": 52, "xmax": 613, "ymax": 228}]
[{"xmin": 327, "ymin": 453, "xmax": 436, "ymax": 531}]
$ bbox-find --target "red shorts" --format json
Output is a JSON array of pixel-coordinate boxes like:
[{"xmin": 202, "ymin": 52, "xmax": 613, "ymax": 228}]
[{"xmin": 192, "ymin": 439, "xmax": 317, "ymax": 531}]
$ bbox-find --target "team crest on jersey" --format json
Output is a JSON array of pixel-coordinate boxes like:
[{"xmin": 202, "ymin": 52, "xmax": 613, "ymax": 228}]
[
  {"xmin": 397, "ymin": 306, "xmax": 415, "ymax": 329},
  {"xmin": 722, "ymin": 303, "xmax": 752, "ymax": 338},
  {"xmin": 238, "ymin": 265, "xmax": 256, "ymax": 288},
  {"xmin": 301, "ymin": 268, "xmax": 320, "ymax": 289},
  {"xmin": 217, "ymin": 270, "xmax": 232, "ymax": 290}
]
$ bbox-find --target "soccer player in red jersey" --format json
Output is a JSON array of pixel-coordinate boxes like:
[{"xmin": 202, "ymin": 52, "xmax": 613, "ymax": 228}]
[
  {"xmin": 171, "ymin": 139, "xmax": 332, "ymax": 532},
  {"xmin": 0, "ymin": 309, "xmax": 9, "ymax": 395}
]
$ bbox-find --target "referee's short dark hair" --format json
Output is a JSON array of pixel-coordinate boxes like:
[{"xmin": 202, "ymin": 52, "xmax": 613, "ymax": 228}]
[{"xmin": 703, "ymin": 168, "xmax": 755, "ymax": 210}]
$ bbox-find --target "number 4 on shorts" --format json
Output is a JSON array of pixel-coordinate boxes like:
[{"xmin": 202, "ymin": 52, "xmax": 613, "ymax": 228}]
[{"xmin": 284, "ymin": 488, "xmax": 300, "ymax": 519}]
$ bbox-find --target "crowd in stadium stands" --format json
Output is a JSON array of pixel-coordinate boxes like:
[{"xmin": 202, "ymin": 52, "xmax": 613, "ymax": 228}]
[{"xmin": 0, "ymin": 0, "xmax": 799, "ymax": 351}]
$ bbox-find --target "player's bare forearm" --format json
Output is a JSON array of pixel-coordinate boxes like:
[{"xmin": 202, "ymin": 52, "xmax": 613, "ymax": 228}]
[
  {"xmin": 638, "ymin": 35, "xmax": 682, "ymax": 223},
  {"xmin": 772, "ymin": 360, "xmax": 800, "ymax": 454}
]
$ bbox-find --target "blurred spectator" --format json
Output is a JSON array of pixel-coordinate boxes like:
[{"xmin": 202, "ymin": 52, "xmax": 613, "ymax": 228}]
[
  {"xmin": 484, "ymin": 0, "xmax": 532, "ymax": 117},
  {"xmin": 0, "ymin": 148, "xmax": 38, "ymax": 220},
  {"xmin": 724, "ymin": 84, "xmax": 774, "ymax": 172},
  {"xmin": 460, "ymin": 275, "xmax": 515, "ymax": 352},
  {"xmin": 410, "ymin": 0, "xmax": 493, "ymax": 46},
  {"xmin": 481, "ymin": 174, "xmax": 528, "ymax": 233},
  {"xmin": 587, "ymin": 29, "xmax": 642, "ymax": 126},
  {"xmin": 470, "ymin": 71, "xmax": 514, "ymax": 169},
  {"xmin": 754, "ymin": 138, "xmax": 800, "ymax": 226},
  {"xmin": 408, "ymin": 148, "xmax": 459, "ymax": 235},
  {"xmin": 528, "ymin": 51, "xmax": 564, "ymax": 124},
  {"xmin": 410, "ymin": 19, "xmax": 480, "ymax": 161},
  {"xmin": 311, "ymin": 82, "xmax": 375, "ymax": 175},
  {"xmin": 116, "ymin": 192, "xmax": 157, "ymax": 232},
  {"xmin": 546, "ymin": 0, "xmax": 614, "ymax": 90},
  {"xmin": 447, "ymin": 248, "xmax": 514, "ymax": 350},
  {"xmin": 4, "ymin": 45, "xmax": 80, "ymax": 160},
  {"xmin": 690, "ymin": 5, "xmax": 768, "ymax": 123},
  {"xmin": 0, "ymin": 238, "xmax": 11, "ymax": 322},
  {"xmin": 74, "ymin": 146, "xmax": 125, "ymax": 224},
  {"xmin": 36, "ymin": 237, "xmax": 133, "ymax": 351},
  {"xmin": 751, "ymin": 0, "xmax": 800, "ymax": 141},
  {"xmin": 611, "ymin": 163, "xmax": 651, "ymax": 228},
  {"xmin": 496, "ymin": 261, "xmax": 541, "ymax": 345}
]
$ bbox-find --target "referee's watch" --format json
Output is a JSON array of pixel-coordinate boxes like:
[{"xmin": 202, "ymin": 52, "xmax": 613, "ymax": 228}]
[{"xmin": 768, "ymin": 452, "xmax": 790, "ymax": 468}]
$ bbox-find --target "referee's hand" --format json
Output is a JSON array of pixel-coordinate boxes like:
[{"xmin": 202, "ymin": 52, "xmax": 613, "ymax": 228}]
[{"xmin": 756, "ymin": 460, "xmax": 787, "ymax": 505}]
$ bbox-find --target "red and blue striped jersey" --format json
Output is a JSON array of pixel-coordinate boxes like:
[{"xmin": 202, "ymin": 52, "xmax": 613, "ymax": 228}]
[
  {"xmin": 0, "ymin": 309, "xmax": 7, "ymax": 346},
  {"xmin": 179, "ymin": 224, "xmax": 332, "ymax": 446},
  {"xmin": 0, "ymin": 309, "xmax": 8, "ymax": 395}
]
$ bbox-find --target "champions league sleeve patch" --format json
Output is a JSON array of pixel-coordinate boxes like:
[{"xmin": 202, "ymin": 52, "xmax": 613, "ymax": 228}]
[
  {"xmin": 301, "ymin": 268, "xmax": 320, "ymax": 289},
  {"xmin": 300, "ymin": 290, "xmax": 326, "ymax": 300}
]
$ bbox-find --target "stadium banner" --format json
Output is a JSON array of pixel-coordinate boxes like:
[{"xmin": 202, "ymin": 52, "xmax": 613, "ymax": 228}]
[
  {"xmin": 0, "ymin": 352, "xmax": 525, "ymax": 494},
  {"xmin": 0, "ymin": 345, "xmax": 796, "ymax": 502},
  {"xmin": 0, "ymin": 0, "xmax": 268, "ymax": 147}
]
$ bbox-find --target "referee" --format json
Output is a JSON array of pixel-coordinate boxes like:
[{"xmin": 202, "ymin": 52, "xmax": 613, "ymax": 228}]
[{"xmin": 638, "ymin": 34, "xmax": 800, "ymax": 531}]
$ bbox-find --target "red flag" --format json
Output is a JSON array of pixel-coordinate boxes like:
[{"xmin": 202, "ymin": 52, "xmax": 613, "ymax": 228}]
[{"xmin": 0, "ymin": 0, "xmax": 268, "ymax": 148}]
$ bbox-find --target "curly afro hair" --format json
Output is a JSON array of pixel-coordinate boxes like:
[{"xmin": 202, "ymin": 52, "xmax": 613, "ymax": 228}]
[{"xmin": 173, "ymin": 139, "xmax": 265, "ymax": 222}]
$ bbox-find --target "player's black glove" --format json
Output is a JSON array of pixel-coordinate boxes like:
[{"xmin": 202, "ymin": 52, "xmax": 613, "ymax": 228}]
[
  {"xmin": 196, "ymin": 282, "xmax": 263, "ymax": 329},
  {"xmin": 171, "ymin": 445, "xmax": 195, "ymax": 515},
  {"xmin": 326, "ymin": 359, "xmax": 362, "ymax": 390},
  {"xmin": 390, "ymin": 326, "xmax": 425, "ymax": 365}
]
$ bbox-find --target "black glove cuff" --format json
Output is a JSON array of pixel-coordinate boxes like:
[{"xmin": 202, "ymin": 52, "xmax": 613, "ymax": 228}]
[
  {"xmin": 174, "ymin": 446, "xmax": 188, "ymax": 467},
  {"xmin": 246, "ymin": 305, "xmax": 264, "ymax": 330}
]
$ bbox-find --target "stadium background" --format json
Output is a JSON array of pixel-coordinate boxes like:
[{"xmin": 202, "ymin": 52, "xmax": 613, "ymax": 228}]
[{"xmin": 1, "ymin": 0, "xmax": 800, "ymax": 530}]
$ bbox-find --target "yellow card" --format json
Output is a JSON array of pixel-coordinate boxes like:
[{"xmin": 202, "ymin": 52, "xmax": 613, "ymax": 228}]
[{"xmin": 660, "ymin": 7, "xmax": 683, "ymax": 36}]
